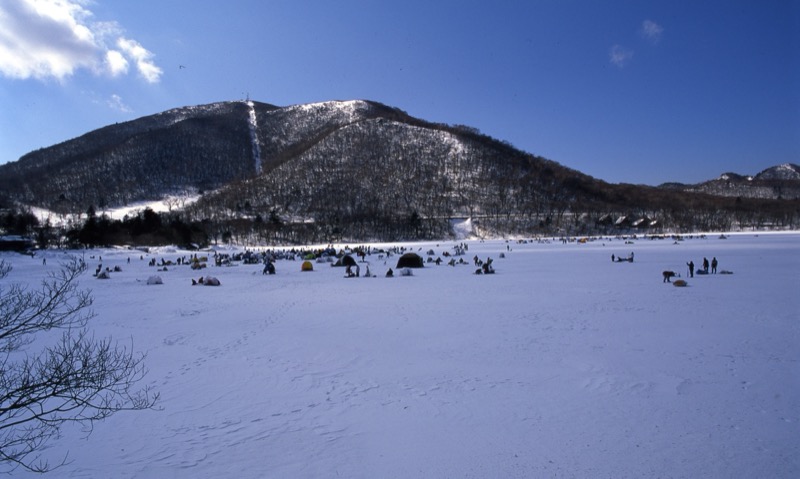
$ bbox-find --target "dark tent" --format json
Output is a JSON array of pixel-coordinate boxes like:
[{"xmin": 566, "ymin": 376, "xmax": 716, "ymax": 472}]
[
  {"xmin": 333, "ymin": 255, "xmax": 358, "ymax": 267},
  {"xmin": 396, "ymin": 252, "xmax": 424, "ymax": 269}
]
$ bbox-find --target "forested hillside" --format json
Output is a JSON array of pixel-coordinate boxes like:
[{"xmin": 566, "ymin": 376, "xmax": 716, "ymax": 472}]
[{"xmin": 0, "ymin": 100, "xmax": 797, "ymax": 246}]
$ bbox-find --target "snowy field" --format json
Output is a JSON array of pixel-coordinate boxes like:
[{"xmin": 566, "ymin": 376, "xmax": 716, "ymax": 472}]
[{"xmin": 3, "ymin": 233, "xmax": 799, "ymax": 478}]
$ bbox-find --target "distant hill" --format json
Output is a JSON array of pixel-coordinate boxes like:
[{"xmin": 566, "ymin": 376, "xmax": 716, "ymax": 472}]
[
  {"xmin": 0, "ymin": 100, "xmax": 797, "ymax": 241},
  {"xmin": 659, "ymin": 163, "xmax": 800, "ymax": 200}
]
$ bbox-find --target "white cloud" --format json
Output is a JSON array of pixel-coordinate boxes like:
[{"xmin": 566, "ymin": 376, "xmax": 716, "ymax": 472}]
[
  {"xmin": 641, "ymin": 20, "xmax": 664, "ymax": 44},
  {"xmin": 0, "ymin": 0, "xmax": 161, "ymax": 83},
  {"xmin": 117, "ymin": 37, "xmax": 162, "ymax": 83},
  {"xmin": 105, "ymin": 50, "xmax": 129, "ymax": 76},
  {"xmin": 609, "ymin": 45, "xmax": 634, "ymax": 68},
  {"xmin": 107, "ymin": 93, "xmax": 132, "ymax": 113}
]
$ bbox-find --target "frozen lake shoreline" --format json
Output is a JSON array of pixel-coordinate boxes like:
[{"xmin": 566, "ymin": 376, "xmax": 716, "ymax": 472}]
[{"xmin": 3, "ymin": 233, "xmax": 799, "ymax": 478}]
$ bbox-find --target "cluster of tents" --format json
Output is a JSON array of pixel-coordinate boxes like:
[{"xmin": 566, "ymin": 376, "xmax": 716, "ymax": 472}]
[
  {"xmin": 138, "ymin": 249, "xmax": 475, "ymax": 286},
  {"xmin": 150, "ymin": 251, "xmax": 428, "ymax": 280},
  {"xmin": 332, "ymin": 252, "xmax": 424, "ymax": 271}
]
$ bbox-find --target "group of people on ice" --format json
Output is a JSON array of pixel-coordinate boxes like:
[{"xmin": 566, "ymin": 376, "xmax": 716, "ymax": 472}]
[
  {"xmin": 663, "ymin": 256, "xmax": 722, "ymax": 283},
  {"xmin": 686, "ymin": 256, "xmax": 718, "ymax": 278},
  {"xmin": 611, "ymin": 252, "xmax": 634, "ymax": 263}
]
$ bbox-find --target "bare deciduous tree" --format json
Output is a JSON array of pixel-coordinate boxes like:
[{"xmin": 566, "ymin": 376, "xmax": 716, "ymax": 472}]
[{"xmin": 0, "ymin": 258, "xmax": 158, "ymax": 473}]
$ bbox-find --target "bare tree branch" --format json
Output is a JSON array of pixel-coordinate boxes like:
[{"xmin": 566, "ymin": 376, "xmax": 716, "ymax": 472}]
[{"xmin": 0, "ymin": 257, "xmax": 158, "ymax": 473}]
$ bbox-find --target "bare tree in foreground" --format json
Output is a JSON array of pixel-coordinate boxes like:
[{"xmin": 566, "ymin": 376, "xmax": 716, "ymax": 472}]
[{"xmin": 0, "ymin": 258, "xmax": 158, "ymax": 473}]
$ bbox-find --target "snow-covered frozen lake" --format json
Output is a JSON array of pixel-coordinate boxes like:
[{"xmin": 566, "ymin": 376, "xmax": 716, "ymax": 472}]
[{"xmin": 4, "ymin": 233, "xmax": 799, "ymax": 478}]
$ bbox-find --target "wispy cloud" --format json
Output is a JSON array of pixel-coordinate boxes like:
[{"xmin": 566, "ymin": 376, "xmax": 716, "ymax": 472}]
[
  {"xmin": 641, "ymin": 20, "xmax": 664, "ymax": 44},
  {"xmin": 0, "ymin": 0, "xmax": 162, "ymax": 83},
  {"xmin": 609, "ymin": 45, "xmax": 634, "ymax": 68},
  {"xmin": 117, "ymin": 38, "xmax": 162, "ymax": 83},
  {"xmin": 107, "ymin": 94, "xmax": 132, "ymax": 113},
  {"xmin": 608, "ymin": 19, "xmax": 662, "ymax": 68}
]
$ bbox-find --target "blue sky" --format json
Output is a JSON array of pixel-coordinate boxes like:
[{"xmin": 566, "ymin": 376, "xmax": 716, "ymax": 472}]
[{"xmin": 0, "ymin": 0, "xmax": 797, "ymax": 185}]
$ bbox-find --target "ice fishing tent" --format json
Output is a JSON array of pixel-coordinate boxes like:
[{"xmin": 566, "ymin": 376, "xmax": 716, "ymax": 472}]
[
  {"xmin": 396, "ymin": 252, "xmax": 424, "ymax": 269},
  {"xmin": 333, "ymin": 255, "xmax": 358, "ymax": 267},
  {"xmin": 301, "ymin": 260, "xmax": 314, "ymax": 272}
]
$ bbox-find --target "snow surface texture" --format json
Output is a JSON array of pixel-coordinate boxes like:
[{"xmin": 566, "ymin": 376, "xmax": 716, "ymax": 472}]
[{"xmin": 4, "ymin": 234, "xmax": 799, "ymax": 478}]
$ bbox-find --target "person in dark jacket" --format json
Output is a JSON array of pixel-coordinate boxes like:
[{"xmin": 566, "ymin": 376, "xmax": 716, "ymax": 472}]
[{"xmin": 687, "ymin": 260, "xmax": 695, "ymax": 278}]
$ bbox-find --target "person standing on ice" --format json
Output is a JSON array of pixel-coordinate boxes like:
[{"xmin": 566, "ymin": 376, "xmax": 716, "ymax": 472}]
[
  {"xmin": 703, "ymin": 257, "xmax": 709, "ymax": 273},
  {"xmin": 687, "ymin": 260, "xmax": 695, "ymax": 278},
  {"xmin": 711, "ymin": 257, "xmax": 718, "ymax": 274}
]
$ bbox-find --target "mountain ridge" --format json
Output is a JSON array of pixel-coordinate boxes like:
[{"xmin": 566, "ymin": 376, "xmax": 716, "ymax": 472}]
[
  {"xmin": 659, "ymin": 163, "xmax": 800, "ymax": 199},
  {"xmin": 0, "ymin": 99, "xmax": 797, "ymax": 241}
]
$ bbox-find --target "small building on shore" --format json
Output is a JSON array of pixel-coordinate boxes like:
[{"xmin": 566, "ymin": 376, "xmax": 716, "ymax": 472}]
[{"xmin": 0, "ymin": 235, "xmax": 35, "ymax": 251}]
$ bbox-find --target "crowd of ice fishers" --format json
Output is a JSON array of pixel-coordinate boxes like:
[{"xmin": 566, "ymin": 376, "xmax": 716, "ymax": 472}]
[
  {"xmin": 38, "ymin": 233, "xmax": 735, "ymax": 287},
  {"xmin": 79, "ymin": 242, "xmax": 499, "ymax": 286}
]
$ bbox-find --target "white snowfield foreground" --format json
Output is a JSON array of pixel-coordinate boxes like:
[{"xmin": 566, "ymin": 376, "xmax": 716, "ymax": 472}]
[{"xmin": 5, "ymin": 233, "xmax": 799, "ymax": 478}]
